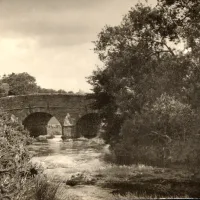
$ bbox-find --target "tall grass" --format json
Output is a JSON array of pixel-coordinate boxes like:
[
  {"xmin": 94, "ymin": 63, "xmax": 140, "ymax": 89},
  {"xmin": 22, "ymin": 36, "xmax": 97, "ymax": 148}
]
[
  {"xmin": 22, "ymin": 175, "xmax": 61, "ymax": 200},
  {"xmin": 111, "ymin": 192, "xmax": 189, "ymax": 200},
  {"xmin": 22, "ymin": 175, "xmax": 80, "ymax": 200},
  {"xmin": 34, "ymin": 176, "xmax": 60, "ymax": 200}
]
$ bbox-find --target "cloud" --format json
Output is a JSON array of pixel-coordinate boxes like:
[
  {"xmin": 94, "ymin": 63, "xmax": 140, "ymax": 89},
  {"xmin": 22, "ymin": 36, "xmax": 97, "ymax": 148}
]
[
  {"xmin": 1, "ymin": 0, "xmax": 152, "ymax": 47},
  {"xmin": 0, "ymin": 37, "xmax": 100, "ymax": 92},
  {"xmin": 0, "ymin": 0, "xmax": 157, "ymax": 92}
]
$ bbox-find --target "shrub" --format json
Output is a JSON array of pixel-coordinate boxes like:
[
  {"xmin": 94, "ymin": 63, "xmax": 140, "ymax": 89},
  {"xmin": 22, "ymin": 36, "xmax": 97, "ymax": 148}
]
[
  {"xmin": 108, "ymin": 94, "xmax": 200, "ymax": 169},
  {"xmin": 34, "ymin": 176, "xmax": 60, "ymax": 200},
  {"xmin": 0, "ymin": 110, "xmax": 32, "ymax": 200},
  {"xmin": 170, "ymin": 136, "xmax": 200, "ymax": 174}
]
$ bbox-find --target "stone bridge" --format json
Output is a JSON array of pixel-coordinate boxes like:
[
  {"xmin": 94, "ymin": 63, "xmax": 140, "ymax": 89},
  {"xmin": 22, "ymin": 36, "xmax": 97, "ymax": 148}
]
[{"xmin": 0, "ymin": 93, "xmax": 100, "ymax": 138}]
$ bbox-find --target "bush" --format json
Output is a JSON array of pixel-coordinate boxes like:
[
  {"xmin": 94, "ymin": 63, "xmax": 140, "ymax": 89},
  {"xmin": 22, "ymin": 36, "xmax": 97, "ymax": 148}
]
[
  {"xmin": 170, "ymin": 136, "xmax": 200, "ymax": 174},
  {"xmin": 108, "ymin": 94, "xmax": 200, "ymax": 169},
  {"xmin": 0, "ymin": 110, "xmax": 32, "ymax": 200}
]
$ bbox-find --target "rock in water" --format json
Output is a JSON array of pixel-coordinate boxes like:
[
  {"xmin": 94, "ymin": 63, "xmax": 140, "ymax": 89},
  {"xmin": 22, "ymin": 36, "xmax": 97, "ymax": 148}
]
[
  {"xmin": 36, "ymin": 135, "xmax": 48, "ymax": 142},
  {"xmin": 66, "ymin": 172, "xmax": 97, "ymax": 186}
]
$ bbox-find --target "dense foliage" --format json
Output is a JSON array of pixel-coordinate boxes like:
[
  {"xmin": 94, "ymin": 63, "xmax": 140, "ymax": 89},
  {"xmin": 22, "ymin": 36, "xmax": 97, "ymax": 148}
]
[
  {"xmin": 89, "ymin": 0, "xmax": 200, "ymax": 170},
  {"xmin": 1, "ymin": 73, "xmax": 38, "ymax": 95},
  {"xmin": 0, "ymin": 110, "xmax": 31, "ymax": 200},
  {"xmin": 108, "ymin": 95, "xmax": 200, "ymax": 167}
]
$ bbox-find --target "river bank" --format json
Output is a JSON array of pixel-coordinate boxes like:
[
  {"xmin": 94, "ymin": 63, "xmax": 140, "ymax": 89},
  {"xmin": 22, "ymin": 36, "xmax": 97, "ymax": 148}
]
[{"xmin": 28, "ymin": 136, "xmax": 200, "ymax": 199}]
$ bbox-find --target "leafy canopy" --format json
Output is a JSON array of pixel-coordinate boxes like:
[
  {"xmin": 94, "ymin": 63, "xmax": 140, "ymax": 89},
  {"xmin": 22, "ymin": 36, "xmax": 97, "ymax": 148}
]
[
  {"xmin": 88, "ymin": 0, "xmax": 200, "ymax": 146},
  {"xmin": 89, "ymin": 1, "xmax": 200, "ymax": 116},
  {"xmin": 1, "ymin": 72, "xmax": 38, "ymax": 95}
]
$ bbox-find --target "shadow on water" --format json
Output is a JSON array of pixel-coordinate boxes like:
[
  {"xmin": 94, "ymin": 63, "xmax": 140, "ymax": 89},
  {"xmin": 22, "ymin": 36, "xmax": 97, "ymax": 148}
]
[{"xmin": 29, "ymin": 136, "xmax": 100, "ymax": 157}]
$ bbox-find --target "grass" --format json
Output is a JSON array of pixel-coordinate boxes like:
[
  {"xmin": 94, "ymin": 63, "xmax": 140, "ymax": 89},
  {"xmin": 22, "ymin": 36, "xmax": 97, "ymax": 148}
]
[
  {"xmin": 34, "ymin": 176, "xmax": 60, "ymax": 200},
  {"xmin": 110, "ymin": 192, "xmax": 189, "ymax": 200},
  {"xmin": 22, "ymin": 175, "xmax": 82, "ymax": 200},
  {"xmin": 22, "ymin": 175, "xmax": 61, "ymax": 200},
  {"xmin": 56, "ymin": 185, "xmax": 80, "ymax": 200},
  {"xmin": 94, "ymin": 164, "xmax": 198, "ymax": 198},
  {"xmin": 96, "ymin": 164, "xmax": 191, "ymax": 182},
  {"xmin": 21, "ymin": 164, "xmax": 195, "ymax": 199}
]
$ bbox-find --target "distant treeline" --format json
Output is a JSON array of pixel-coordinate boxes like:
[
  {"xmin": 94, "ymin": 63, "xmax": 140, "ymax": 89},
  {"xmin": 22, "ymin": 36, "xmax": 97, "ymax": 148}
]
[{"xmin": 0, "ymin": 72, "xmax": 84, "ymax": 96}]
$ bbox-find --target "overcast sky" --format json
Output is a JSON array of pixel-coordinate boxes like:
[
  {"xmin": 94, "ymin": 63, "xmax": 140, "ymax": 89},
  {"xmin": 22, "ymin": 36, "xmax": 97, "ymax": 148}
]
[{"xmin": 0, "ymin": 0, "xmax": 156, "ymax": 92}]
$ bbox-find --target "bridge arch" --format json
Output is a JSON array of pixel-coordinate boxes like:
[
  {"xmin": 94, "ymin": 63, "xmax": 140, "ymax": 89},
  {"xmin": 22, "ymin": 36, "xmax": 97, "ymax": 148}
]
[
  {"xmin": 75, "ymin": 113, "xmax": 101, "ymax": 138},
  {"xmin": 23, "ymin": 112, "xmax": 61, "ymax": 137}
]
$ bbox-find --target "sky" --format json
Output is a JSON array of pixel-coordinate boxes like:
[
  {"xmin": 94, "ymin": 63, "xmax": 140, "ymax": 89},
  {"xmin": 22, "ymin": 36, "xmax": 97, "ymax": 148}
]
[{"xmin": 0, "ymin": 0, "xmax": 156, "ymax": 92}]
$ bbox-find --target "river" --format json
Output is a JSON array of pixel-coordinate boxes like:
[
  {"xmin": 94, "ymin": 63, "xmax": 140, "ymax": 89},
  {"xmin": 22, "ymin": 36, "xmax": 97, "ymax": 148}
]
[{"xmin": 28, "ymin": 135, "xmax": 114, "ymax": 200}]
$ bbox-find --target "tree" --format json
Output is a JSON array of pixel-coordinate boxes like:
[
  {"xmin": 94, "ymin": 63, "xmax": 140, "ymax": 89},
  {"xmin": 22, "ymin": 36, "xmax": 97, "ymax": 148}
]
[
  {"xmin": 88, "ymin": 1, "xmax": 200, "ymax": 169},
  {"xmin": 37, "ymin": 87, "xmax": 57, "ymax": 94},
  {"xmin": 1, "ymin": 73, "xmax": 38, "ymax": 95},
  {"xmin": 57, "ymin": 89, "xmax": 67, "ymax": 94},
  {"xmin": 88, "ymin": 1, "xmax": 200, "ymax": 139},
  {"xmin": 156, "ymin": 0, "xmax": 200, "ymax": 109},
  {"xmin": 37, "ymin": 87, "xmax": 67, "ymax": 94},
  {"xmin": 0, "ymin": 73, "xmax": 68, "ymax": 96},
  {"xmin": 0, "ymin": 83, "xmax": 9, "ymax": 97},
  {"xmin": 110, "ymin": 93, "xmax": 200, "ymax": 169},
  {"xmin": 88, "ymin": 4, "xmax": 176, "ymax": 141}
]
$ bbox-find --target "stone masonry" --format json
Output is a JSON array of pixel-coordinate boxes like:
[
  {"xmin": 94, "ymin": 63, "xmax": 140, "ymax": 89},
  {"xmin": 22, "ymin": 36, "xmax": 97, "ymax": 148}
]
[{"xmin": 0, "ymin": 93, "xmax": 99, "ymax": 138}]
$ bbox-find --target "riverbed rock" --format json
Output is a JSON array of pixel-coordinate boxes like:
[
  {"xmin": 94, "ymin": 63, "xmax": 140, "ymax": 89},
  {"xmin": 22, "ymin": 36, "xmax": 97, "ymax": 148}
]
[
  {"xmin": 46, "ymin": 134, "xmax": 55, "ymax": 139},
  {"xmin": 36, "ymin": 135, "xmax": 48, "ymax": 142},
  {"xmin": 61, "ymin": 135, "xmax": 69, "ymax": 140},
  {"xmin": 66, "ymin": 172, "xmax": 97, "ymax": 186},
  {"xmin": 76, "ymin": 137, "xmax": 88, "ymax": 141}
]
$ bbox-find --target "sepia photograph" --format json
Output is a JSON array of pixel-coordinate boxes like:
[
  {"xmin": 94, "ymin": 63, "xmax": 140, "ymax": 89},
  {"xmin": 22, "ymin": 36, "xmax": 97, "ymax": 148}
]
[{"xmin": 0, "ymin": 0, "xmax": 200, "ymax": 199}]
